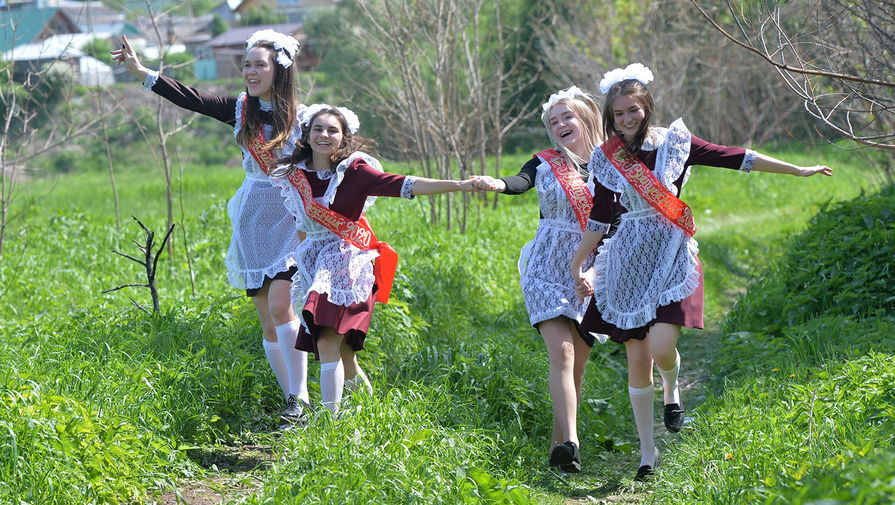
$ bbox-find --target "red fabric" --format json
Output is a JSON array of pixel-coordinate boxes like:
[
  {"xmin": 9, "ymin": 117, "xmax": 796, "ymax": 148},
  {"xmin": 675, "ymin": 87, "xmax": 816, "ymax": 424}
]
[
  {"xmin": 536, "ymin": 149, "xmax": 593, "ymax": 231},
  {"xmin": 290, "ymin": 160, "xmax": 404, "ymax": 303},
  {"xmin": 601, "ymin": 135, "xmax": 696, "ymax": 237}
]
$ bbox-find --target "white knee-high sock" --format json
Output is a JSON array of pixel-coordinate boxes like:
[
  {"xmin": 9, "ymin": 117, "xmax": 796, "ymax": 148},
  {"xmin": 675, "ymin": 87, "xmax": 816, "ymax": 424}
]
[
  {"xmin": 629, "ymin": 383, "xmax": 657, "ymax": 467},
  {"xmin": 275, "ymin": 319, "xmax": 309, "ymax": 404},
  {"xmin": 262, "ymin": 338, "xmax": 289, "ymax": 399},
  {"xmin": 657, "ymin": 351, "xmax": 681, "ymax": 406},
  {"xmin": 320, "ymin": 360, "xmax": 344, "ymax": 413}
]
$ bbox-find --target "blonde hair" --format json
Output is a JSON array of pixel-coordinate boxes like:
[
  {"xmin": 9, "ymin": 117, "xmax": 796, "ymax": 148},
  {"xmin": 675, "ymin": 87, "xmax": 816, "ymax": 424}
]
[{"xmin": 541, "ymin": 92, "xmax": 604, "ymax": 171}]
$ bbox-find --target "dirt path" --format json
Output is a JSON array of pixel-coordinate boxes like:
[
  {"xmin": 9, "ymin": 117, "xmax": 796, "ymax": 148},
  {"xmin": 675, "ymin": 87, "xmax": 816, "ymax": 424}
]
[
  {"xmin": 151, "ymin": 444, "xmax": 274, "ymax": 505},
  {"xmin": 147, "ymin": 332, "xmax": 717, "ymax": 505},
  {"xmin": 561, "ymin": 329, "xmax": 716, "ymax": 504}
]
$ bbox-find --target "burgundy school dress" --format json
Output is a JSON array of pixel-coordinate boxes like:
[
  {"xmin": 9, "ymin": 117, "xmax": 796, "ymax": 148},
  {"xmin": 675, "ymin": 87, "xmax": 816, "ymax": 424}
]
[
  {"xmin": 273, "ymin": 153, "xmax": 416, "ymax": 359},
  {"xmin": 581, "ymin": 120, "xmax": 756, "ymax": 343}
]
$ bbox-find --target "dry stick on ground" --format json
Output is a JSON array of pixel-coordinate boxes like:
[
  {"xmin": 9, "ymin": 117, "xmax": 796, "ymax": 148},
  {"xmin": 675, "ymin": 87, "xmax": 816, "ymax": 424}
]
[{"xmin": 103, "ymin": 216, "xmax": 175, "ymax": 315}]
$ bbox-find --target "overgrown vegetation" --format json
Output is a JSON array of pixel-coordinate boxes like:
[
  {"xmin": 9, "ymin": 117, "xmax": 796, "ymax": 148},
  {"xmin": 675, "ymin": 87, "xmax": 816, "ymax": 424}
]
[
  {"xmin": 649, "ymin": 185, "xmax": 895, "ymax": 504},
  {"xmin": 0, "ymin": 136, "xmax": 886, "ymax": 503}
]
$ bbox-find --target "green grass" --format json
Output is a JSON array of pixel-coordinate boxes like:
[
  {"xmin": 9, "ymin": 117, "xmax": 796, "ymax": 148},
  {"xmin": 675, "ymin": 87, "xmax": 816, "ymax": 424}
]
[{"xmin": 0, "ymin": 140, "xmax": 888, "ymax": 503}]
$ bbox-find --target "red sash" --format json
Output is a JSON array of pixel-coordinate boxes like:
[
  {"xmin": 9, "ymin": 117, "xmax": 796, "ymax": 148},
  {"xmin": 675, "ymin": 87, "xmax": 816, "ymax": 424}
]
[
  {"xmin": 601, "ymin": 136, "xmax": 696, "ymax": 237},
  {"xmin": 241, "ymin": 100, "xmax": 396, "ymax": 303},
  {"xmin": 537, "ymin": 149, "xmax": 593, "ymax": 231},
  {"xmin": 286, "ymin": 167, "xmax": 398, "ymax": 304}
]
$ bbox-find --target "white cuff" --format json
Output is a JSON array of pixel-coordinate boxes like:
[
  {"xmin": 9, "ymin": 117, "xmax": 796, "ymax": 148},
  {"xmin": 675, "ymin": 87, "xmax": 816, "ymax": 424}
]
[
  {"xmin": 142, "ymin": 69, "xmax": 159, "ymax": 91},
  {"xmin": 740, "ymin": 149, "xmax": 756, "ymax": 173},
  {"xmin": 400, "ymin": 176, "xmax": 416, "ymax": 199}
]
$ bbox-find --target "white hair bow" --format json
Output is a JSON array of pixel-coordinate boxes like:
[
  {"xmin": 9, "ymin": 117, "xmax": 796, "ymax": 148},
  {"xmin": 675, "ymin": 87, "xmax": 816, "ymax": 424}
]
[
  {"xmin": 599, "ymin": 63, "xmax": 654, "ymax": 94},
  {"xmin": 300, "ymin": 103, "xmax": 360, "ymax": 134},
  {"xmin": 245, "ymin": 29, "xmax": 300, "ymax": 68},
  {"xmin": 541, "ymin": 85, "xmax": 586, "ymax": 113}
]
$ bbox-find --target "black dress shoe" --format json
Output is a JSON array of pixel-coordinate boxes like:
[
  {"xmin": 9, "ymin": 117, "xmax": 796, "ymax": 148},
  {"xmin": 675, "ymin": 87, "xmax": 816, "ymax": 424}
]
[
  {"xmin": 548, "ymin": 440, "xmax": 581, "ymax": 473},
  {"xmin": 664, "ymin": 403, "xmax": 685, "ymax": 432},
  {"xmin": 634, "ymin": 464, "xmax": 654, "ymax": 482}
]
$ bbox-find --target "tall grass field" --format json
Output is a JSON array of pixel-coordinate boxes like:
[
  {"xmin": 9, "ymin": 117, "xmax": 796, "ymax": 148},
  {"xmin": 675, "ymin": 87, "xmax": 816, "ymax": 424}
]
[{"xmin": 0, "ymin": 141, "xmax": 891, "ymax": 504}]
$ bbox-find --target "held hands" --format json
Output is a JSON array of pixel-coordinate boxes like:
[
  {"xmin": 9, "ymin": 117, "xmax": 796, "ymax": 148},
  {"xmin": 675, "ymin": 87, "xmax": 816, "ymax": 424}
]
[
  {"xmin": 470, "ymin": 175, "xmax": 506, "ymax": 193},
  {"xmin": 110, "ymin": 34, "xmax": 148, "ymax": 80},
  {"xmin": 572, "ymin": 267, "xmax": 595, "ymax": 300},
  {"xmin": 457, "ymin": 178, "xmax": 485, "ymax": 193}
]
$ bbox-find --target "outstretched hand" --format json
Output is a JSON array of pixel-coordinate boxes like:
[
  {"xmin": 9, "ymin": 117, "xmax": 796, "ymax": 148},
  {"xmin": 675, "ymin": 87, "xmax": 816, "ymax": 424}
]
[
  {"xmin": 457, "ymin": 178, "xmax": 485, "ymax": 193},
  {"xmin": 110, "ymin": 34, "xmax": 148, "ymax": 80},
  {"xmin": 796, "ymin": 165, "xmax": 833, "ymax": 177},
  {"xmin": 470, "ymin": 175, "xmax": 506, "ymax": 192}
]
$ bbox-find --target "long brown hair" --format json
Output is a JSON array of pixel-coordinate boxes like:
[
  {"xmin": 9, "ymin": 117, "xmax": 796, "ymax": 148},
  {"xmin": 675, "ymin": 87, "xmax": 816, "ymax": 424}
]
[
  {"xmin": 602, "ymin": 79, "xmax": 654, "ymax": 153},
  {"xmin": 280, "ymin": 107, "xmax": 377, "ymax": 169},
  {"xmin": 235, "ymin": 41, "xmax": 300, "ymax": 151}
]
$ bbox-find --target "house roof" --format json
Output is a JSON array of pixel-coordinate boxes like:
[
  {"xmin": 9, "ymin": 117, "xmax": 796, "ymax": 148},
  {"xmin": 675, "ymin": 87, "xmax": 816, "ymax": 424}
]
[
  {"xmin": 0, "ymin": 8, "xmax": 71, "ymax": 48},
  {"xmin": 207, "ymin": 23, "xmax": 303, "ymax": 48},
  {"xmin": 3, "ymin": 32, "xmax": 87, "ymax": 61}
]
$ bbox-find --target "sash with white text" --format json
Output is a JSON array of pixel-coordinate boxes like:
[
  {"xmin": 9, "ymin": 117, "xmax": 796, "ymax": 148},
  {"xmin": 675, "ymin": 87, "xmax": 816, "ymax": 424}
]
[
  {"xmin": 536, "ymin": 149, "xmax": 593, "ymax": 232},
  {"xmin": 601, "ymin": 136, "xmax": 696, "ymax": 237}
]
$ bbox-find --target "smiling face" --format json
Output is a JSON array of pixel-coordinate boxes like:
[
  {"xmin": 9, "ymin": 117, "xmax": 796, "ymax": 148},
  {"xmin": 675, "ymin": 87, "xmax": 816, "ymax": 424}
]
[
  {"xmin": 242, "ymin": 46, "xmax": 275, "ymax": 100},
  {"xmin": 610, "ymin": 93, "xmax": 646, "ymax": 141},
  {"xmin": 308, "ymin": 113, "xmax": 344, "ymax": 160},
  {"xmin": 547, "ymin": 102, "xmax": 585, "ymax": 154}
]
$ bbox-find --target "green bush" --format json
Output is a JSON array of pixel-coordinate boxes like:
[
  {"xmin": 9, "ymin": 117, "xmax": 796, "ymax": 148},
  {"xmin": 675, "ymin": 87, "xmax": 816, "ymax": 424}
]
[{"xmin": 724, "ymin": 185, "xmax": 895, "ymax": 335}]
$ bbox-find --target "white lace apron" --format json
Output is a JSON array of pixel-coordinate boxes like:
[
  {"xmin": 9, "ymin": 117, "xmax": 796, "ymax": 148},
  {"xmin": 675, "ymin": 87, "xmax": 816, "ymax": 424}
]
[
  {"xmin": 273, "ymin": 152, "xmax": 414, "ymax": 331},
  {"xmin": 223, "ymin": 93, "xmax": 303, "ymax": 290},
  {"xmin": 587, "ymin": 119, "xmax": 701, "ymax": 330},
  {"xmin": 518, "ymin": 155, "xmax": 598, "ymax": 326}
]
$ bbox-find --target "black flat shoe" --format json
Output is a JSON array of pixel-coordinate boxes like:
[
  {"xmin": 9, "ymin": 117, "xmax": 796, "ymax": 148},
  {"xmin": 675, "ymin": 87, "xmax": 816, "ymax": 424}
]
[
  {"xmin": 664, "ymin": 403, "xmax": 685, "ymax": 432},
  {"xmin": 548, "ymin": 441, "xmax": 581, "ymax": 473},
  {"xmin": 634, "ymin": 464, "xmax": 654, "ymax": 482}
]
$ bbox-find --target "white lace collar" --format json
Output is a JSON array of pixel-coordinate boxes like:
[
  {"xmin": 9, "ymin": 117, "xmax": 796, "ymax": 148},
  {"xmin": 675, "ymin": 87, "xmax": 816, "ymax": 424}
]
[{"xmin": 259, "ymin": 98, "xmax": 273, "ymax": 112}]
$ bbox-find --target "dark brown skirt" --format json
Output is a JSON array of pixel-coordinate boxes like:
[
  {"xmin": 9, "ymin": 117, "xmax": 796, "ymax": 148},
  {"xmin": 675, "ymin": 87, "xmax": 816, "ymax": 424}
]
[
  {"xmin": 245, "ymin": 266, "xmax": 298, "ymax": 297},
  {"xmin": 581, "ymin": 259, "xmax": 704, "ymax": 343},
  {"xmin": 533, "ymin": 317, "xmax": 597, "ymax": 347},
  {"xmin": 296, "ymin": 287, "xmax": 376, "ymax": 360}
]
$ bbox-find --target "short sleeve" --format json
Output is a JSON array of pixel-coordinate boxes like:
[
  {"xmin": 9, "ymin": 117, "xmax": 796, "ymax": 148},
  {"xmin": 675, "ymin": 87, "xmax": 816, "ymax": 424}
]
[{"xmin": 350, "ymin": 158, "xmax": 407, "ymax": 198}]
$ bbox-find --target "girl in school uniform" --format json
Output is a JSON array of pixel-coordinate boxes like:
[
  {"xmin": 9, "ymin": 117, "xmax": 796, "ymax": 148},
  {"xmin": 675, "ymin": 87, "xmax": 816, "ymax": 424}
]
[
  {"xmin": 112, "ymin": 30, "xmax": 326, "ymax": 425},
  {"xmin": 471, "ymin": 87, "xmax": 615, "ymax": 473},
  {"xmin": 273, "ymin": 104, "xmax": 476, "ymax": 413},
  {"xmin": 570, "ymin": 63, "xmax": 832, "ymax": 481}
]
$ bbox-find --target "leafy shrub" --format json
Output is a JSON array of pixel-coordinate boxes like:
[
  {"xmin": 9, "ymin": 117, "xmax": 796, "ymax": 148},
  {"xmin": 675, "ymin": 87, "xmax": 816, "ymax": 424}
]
[
  {"xmin": 650, "ymin": 349, "xmax": 895, "ymax": 505},
  {"xmin": 724, "ymin": 185, "xmax": 895, "ymax": 335}
]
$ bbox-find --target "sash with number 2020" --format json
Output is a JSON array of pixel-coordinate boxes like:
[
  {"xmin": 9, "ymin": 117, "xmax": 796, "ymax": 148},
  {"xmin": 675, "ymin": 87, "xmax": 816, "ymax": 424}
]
[{"xmin": 242, "ymin": 101, "xmax": 396, "ymax": 303}]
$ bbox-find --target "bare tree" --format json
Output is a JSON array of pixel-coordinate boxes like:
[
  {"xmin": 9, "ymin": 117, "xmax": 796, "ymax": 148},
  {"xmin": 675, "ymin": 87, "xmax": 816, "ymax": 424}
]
[
  {"xmin": 0, "ymin": 14, "xmax": 109, "ymax": 255},
  {"xmin": 689, "ymin": 0, "xmax": 895, "ymax": 151},
  {"xmin": 329, "ymin": 0, "xmax": 544, "ymax": 229},
  {"xmin": 103, "ymin": 216, "xmax": 175, "ymax": 315},
  {"xmin": 140, "ymin": 0, "xmax": 197, "ymax": 256},
  {"xmin": 536, "ymin": 0, "xmax": 808, "ymax": 146}
]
